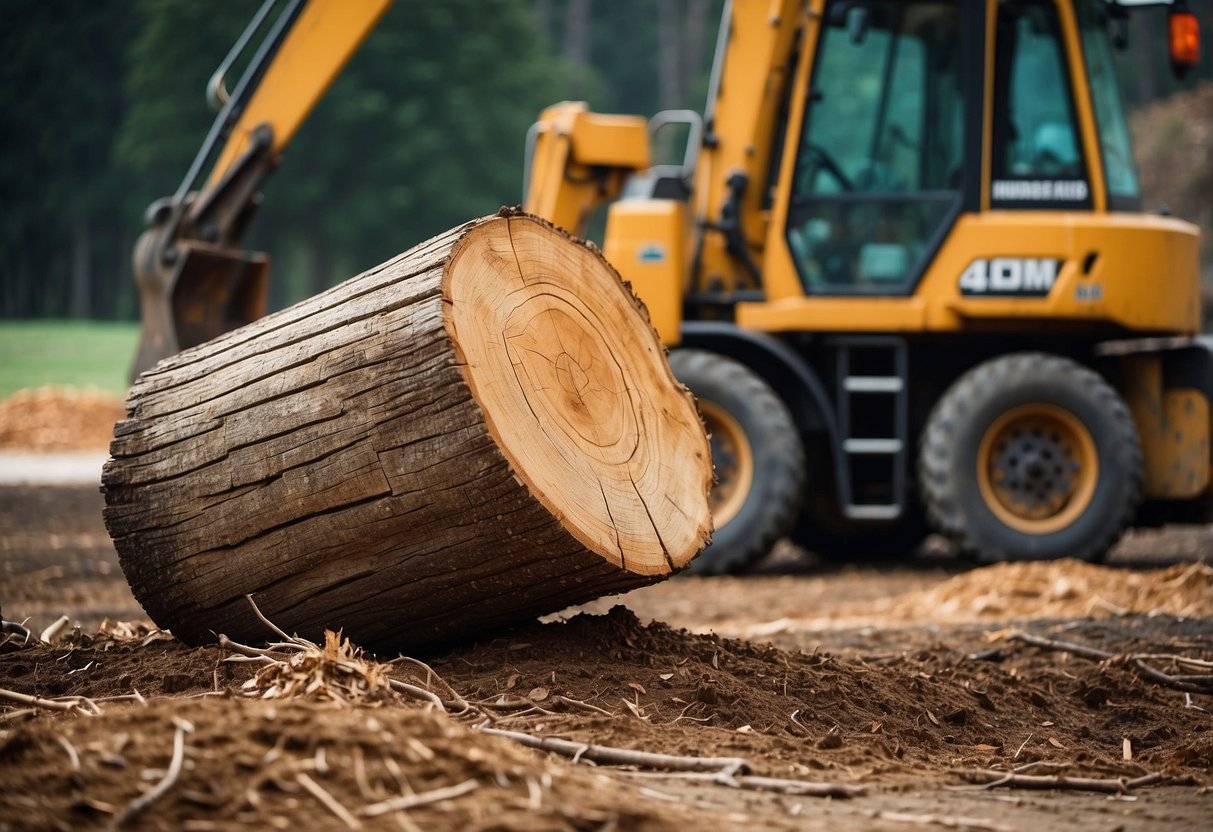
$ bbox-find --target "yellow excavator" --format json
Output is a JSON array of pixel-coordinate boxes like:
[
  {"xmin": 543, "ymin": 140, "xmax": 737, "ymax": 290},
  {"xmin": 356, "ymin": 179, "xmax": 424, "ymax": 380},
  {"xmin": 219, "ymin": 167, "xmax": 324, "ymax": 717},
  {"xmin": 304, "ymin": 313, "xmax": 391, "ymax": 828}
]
[{"xmin": 133, "ymin": 0, "xmax": 1206, "ymax": 573}]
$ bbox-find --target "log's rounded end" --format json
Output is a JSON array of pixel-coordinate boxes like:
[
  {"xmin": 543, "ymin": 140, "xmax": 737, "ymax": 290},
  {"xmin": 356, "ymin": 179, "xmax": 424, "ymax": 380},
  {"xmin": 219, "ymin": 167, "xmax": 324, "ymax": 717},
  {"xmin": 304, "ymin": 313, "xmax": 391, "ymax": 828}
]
[{"xmin": 444, "ymin": 214, "xmax": 713, "ymax": 575}]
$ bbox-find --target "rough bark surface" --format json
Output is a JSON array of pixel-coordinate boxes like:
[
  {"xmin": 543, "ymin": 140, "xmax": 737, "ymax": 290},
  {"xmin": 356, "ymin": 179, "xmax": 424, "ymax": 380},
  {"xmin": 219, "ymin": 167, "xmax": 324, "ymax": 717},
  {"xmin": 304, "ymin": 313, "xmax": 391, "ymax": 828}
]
[{"xmin": 103, "ymin": 212, "xmax": 712, "ymax": 653}]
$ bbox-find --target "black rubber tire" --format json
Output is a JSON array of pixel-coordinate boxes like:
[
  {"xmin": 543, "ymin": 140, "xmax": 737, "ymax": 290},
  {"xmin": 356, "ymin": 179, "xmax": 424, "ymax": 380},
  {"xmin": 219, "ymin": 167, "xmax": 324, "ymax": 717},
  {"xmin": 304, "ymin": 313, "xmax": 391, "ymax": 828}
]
[
  {"xmin": 668, "ymin": 349, "xmax": 805, "ymax": 575},
  {"xmin": 918, "ymin": 353, "xmax": 1142, "ymax": 563}
]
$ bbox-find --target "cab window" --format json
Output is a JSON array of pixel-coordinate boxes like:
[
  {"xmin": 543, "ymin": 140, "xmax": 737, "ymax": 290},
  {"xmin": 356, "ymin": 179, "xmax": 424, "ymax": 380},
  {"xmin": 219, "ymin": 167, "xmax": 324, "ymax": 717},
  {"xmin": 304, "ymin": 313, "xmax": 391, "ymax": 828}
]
[
  {"xmin": 991, "ymin": 0, "xmax": 1091, "ymax": 206},
  {"xmin": 787, "ymin": 0, "xmax": 964, "ymax": 294},
  {"xmin": 1075, "ymin": 0, "xmax": 1141, "ymax": 205}
]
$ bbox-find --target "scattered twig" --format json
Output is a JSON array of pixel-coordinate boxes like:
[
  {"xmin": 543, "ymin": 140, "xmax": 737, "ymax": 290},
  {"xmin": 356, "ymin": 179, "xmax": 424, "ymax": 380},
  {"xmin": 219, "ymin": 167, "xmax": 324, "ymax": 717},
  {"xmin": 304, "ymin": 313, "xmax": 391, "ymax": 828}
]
[
  {"xmin": 478, "ymin": 727, "xmax": 749, "ymax": 775},
  {"xmin": 0, "ymin": 686, "xmax": 100, "ymax": 715},
  {"xmin": 0, "ymin": 707, "xmax": 36, "ymax": 723},
  {"xmin": 39, "ymin": 615, "xmax": 70, "ymax": 645},
  {"xmin": 387, "ymin": 678, "xmax": 445, "ymax": 710},
  {"xmin": 110, "ymin": 718, "xmax": 194, "ymax": 829},
  {"xmin": 1133, "ymin": 654, "xmax": 1213, "ymax": 670},
  {"xmin": 391, "ymin": 656, "xmax": 472, "ymax": 712},
  {"xmin": 616, "ymin": 769, "xmax": 866, "ymax": 798},
  {"xmin": 1010, "ymin": 761, "xmax": 1070, "ymax": 775},
  {"xmin": 94, "ymin": 692, "xmax": 147, "ymax": 706},
  {"xmin": 552, "ymin": 694, "xmax": 614, "ymax": 716},
  {"xmin": 244, "ymin": 594, "xmax": 316, "ymax": 648},
  {"xmin": 56, "ymin": 734, "xmax": 81, "ymax": 770},
  {"xmin": 1007, "ymin": 632, "xmax": 1111, "ymax": 662},
  {"xmin": 1005, "ymin": 631, "xmax": 1213, "ymax": 694},
  {"xmin": 962, "ymin": 768, "xmax": 1165, "ymax": 794},
  {"xmin": 359, "ymin": 779, "xmax": 481, "ymax": 818},
  {"xmin": 217, "ymin": 635, "xmax": 282, "ymax": 659},
  {"xmin": 296, "ymin": 772, "xmax": 361, "ymax": 829},
  {"xmin": 872, "ymin": 809, "xmax": 1012, "ymax": 831}
]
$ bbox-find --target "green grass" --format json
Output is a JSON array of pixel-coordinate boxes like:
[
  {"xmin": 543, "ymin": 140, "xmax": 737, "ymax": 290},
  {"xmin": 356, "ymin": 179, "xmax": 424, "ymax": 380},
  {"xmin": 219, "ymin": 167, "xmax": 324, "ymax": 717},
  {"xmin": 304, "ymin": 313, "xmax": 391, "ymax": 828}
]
[{"xmin": 0, "ymin": 320, "xmax": 139, "ymax": 398}]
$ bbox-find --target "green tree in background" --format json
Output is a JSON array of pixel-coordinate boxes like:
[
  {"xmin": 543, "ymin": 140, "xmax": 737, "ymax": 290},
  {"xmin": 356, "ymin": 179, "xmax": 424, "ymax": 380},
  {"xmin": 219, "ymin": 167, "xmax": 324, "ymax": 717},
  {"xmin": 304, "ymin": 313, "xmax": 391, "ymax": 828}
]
[
  {"xmin": 0, "ymin": 3, "xmax": 137, "ymax": 320},
  {"xmin": 537, "ymin": 0, "xmax": 725, "ymax": 116}
]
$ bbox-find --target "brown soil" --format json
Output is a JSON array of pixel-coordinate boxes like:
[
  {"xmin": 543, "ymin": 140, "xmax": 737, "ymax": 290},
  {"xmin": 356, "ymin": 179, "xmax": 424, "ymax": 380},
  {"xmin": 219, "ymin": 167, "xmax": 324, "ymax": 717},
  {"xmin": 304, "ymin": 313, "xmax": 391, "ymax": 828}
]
[
  {"xmin": 2, "ymin": 404, "xmax": 1212, "ymax": 830},
  {"xmin": 0, "ymin": 388, "xmax": 123, "ymax": 452}
]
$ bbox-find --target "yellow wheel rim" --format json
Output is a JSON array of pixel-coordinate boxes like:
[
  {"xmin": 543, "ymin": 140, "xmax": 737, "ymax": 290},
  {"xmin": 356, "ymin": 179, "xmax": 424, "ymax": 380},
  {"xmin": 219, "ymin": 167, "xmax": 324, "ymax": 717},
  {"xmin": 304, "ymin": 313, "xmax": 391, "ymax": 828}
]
[
  {"xmin": 699, "ymin": 400, "xmax": 754, "ymax": 529},
  {"xmin": 976, "ymin": 404, "xmax": 1098, "ymax": 535}
]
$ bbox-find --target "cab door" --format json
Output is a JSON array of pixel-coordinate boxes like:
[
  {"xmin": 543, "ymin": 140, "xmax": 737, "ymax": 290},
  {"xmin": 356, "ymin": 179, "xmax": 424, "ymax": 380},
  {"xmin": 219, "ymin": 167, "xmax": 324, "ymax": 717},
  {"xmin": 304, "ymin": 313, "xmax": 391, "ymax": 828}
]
[{"xmin": 782, "ymin": 0, "xmax": 974, "ymax": 296}]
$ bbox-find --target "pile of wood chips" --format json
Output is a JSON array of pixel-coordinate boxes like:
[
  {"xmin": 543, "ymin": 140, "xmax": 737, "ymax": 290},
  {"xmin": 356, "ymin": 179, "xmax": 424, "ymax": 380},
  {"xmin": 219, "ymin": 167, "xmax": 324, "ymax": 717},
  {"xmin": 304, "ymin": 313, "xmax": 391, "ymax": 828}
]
[
  {"xmin": 884, "ymin": 559, "xmax": 1213, "ymax": 622},
  {"xmin": 0, "ymin": 387, "xmax": 124, "ymax": 452},
  {"xmin": 240, "ymin": 630, "xmax": 397, "ymax": 704}
]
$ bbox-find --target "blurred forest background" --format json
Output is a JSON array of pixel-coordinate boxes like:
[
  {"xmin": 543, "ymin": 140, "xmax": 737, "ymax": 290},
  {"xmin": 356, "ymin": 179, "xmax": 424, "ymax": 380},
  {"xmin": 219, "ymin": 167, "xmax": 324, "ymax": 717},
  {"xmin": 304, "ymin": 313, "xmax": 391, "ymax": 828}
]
[{"xmin": 1, "ymin": 0, "xmax": 1210, "ymax": 323}]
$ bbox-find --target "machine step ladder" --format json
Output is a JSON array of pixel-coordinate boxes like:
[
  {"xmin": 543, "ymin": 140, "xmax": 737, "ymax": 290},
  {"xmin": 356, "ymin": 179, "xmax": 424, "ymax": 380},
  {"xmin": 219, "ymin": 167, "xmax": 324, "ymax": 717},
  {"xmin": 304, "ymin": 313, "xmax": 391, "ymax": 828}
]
[{"xmin": 833, "ymin": 336, "xmax": 908, "ymax": 521}]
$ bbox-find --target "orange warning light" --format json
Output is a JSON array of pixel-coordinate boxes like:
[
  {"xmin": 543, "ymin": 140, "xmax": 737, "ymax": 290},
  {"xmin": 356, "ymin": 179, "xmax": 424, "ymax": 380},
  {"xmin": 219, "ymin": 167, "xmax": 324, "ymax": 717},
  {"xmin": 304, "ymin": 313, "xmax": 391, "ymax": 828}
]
[{"xmin": 1169, "ymin": 10, "xmax": 1201, "ymax": 72}]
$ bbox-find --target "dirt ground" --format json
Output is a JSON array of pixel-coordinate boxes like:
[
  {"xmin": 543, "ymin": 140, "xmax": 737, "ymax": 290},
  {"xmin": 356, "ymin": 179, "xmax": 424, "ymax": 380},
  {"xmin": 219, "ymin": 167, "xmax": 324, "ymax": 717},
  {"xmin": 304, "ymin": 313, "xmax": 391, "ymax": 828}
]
[{"xmin": 1, "ymin": 390, "xmax": 1211, "ymax": 830}]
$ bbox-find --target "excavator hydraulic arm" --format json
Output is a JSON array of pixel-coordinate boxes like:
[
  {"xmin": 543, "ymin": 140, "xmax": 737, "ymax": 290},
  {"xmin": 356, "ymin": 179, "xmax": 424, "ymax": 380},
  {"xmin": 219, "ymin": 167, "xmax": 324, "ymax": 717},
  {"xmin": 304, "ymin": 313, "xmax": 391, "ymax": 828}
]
[{"xmin": 130, "ymin": 0, "xmax": 390, "ymax": 378}]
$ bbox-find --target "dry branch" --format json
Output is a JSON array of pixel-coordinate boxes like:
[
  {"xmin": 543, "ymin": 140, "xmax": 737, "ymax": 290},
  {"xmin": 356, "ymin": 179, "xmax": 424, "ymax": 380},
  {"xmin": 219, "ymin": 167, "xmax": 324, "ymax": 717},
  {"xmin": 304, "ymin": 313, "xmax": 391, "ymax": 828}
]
[
  {"xmin": 479, "ymin": 727, "xmax": 749, "ymax": 775},
  {"xmin": 296, "ymin": 772, "xmax": 361, "ymax": 830},
  {"xmin": 359, "ymin": 779, "xmax": 481, "ymax": 818},
  {"xmin": 0, "ymin": 687, "xmax": 101, "ymax": 715},
  {"xmin": 111, "ymin": 718, "xmax": 193, "ymax": 829},
  {"xmin": 1005, "ymin": 631, "xmax": 1213, "ymax": 694},
  {"xmin": 871, "ymin": 810, "xmax": 1012, "ymax": 831},
  {"xmin": 962, "ymin": 768, "xmax": 1166, "ymax": 793},
  {"xmin": 618, "ymin": 769, "xmax": 867, "ymax": 798}
]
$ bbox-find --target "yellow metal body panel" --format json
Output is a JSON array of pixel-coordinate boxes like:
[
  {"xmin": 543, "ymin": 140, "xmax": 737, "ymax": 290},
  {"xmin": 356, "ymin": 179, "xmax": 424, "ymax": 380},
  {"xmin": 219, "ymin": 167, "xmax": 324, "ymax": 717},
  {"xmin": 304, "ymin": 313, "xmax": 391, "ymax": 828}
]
[
  {"xmin": 1120, "ymin": 355, "xmax": 1210, "ymax": 499},
  {"xmin": 569, "ymin": 112, "xmax": 652, "ymax": 167},
  {"xmin": 1057, "ymin": 0, "xmax": 1107, "ymax": 212},
  {"xmin": 979, "ymin": 0, "xmax": 996, "ymax": 212},
  {"xmin": 690, "ymin": 0, "xmax": 807, "ymax": 295},
  {"xmin": 523, "ymin": 102, "xmax": 649, "ymax": 237},
  {"xmin": 742, "ymin": 212, "xmax": 1202, "ymax": 334},
  {"xmin": 208, "ymin": 0, "xmax": 391, "ymax": 186},
  {"xmin": 603, "ymin": 201, "xmax": 688, "ymax": 344},
  {"xmin": 759, "ymin": 0, "xmax": 823, "ymax": 305}
]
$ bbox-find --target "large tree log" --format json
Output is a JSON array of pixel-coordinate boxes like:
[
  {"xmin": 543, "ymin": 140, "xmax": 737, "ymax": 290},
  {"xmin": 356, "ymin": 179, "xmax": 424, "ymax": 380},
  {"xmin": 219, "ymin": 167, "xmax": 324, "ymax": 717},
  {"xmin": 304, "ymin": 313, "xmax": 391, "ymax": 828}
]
[{"xmin": 103, "ymin": 211, "xmax": 712, "ymax": 653}]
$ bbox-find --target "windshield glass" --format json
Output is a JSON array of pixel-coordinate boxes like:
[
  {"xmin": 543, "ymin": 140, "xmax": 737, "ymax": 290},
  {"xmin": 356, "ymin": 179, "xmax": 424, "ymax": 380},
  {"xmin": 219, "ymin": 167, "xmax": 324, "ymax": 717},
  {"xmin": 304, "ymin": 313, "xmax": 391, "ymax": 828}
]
[{"xmin": 1075, "ymin": 0, "xmax": 1141, "ymax": 202}]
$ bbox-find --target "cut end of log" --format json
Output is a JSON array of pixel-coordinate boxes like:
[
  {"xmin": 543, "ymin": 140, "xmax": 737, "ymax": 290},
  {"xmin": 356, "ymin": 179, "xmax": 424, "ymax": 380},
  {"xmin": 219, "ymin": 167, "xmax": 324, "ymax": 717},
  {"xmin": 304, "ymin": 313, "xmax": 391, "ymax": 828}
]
[{"xmin": 444, "ymin": 214, "xmax": 712, "ymax": 575}]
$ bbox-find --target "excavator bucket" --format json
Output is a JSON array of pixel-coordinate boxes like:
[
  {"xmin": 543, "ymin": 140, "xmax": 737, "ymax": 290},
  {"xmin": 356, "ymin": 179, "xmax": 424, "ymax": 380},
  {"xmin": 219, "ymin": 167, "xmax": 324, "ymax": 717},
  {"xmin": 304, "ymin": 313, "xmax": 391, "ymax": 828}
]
[{"xmin": 132, "ymin": 239, "xmax": 268, "ymax": 379}]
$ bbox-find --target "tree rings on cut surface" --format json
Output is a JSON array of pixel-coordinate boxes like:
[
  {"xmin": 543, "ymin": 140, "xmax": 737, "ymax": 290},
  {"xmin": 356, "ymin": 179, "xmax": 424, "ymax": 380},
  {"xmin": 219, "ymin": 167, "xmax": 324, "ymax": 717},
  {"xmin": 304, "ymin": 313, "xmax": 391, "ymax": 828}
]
[
  {"xmin": 103, "ymin": 211, "xmax": 712, "ymax": 653},
  {"xmin": 446, "ymin": 215, "xmax": 709, "ymax": 575}
]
